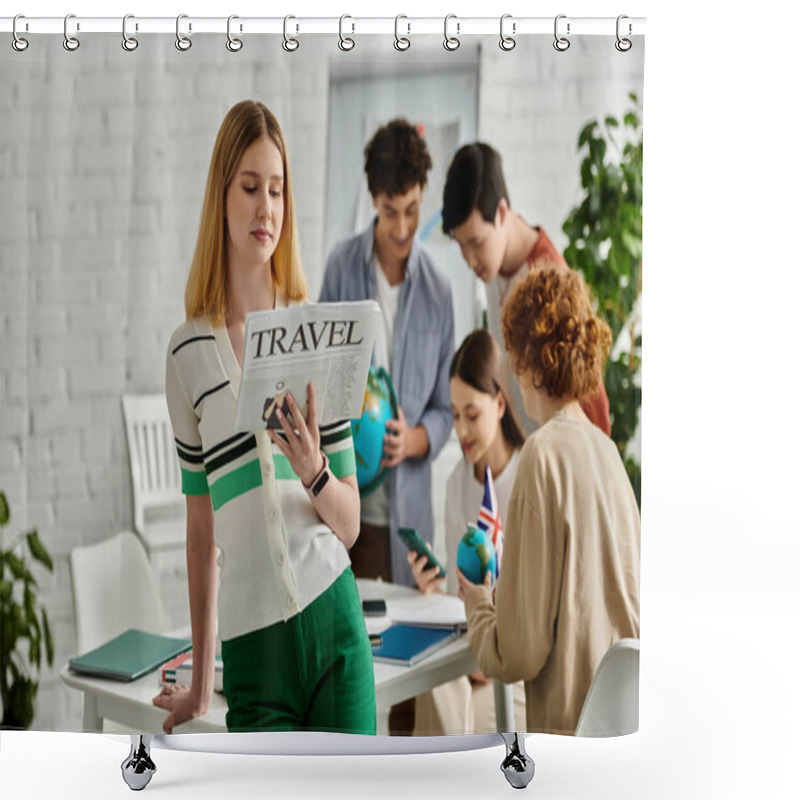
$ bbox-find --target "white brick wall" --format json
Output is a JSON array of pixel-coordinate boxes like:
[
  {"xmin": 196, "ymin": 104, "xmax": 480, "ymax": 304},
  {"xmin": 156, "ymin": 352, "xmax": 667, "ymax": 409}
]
[{"xmin": 1, "ymin": 33, "xmax": 643, "ymax": 732}]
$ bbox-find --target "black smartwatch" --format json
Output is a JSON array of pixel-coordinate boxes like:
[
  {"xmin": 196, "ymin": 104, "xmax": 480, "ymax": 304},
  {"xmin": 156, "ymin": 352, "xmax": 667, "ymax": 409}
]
[{"xmin": 304, "ymin": 452, "xmax": 329, "ymax": 498}]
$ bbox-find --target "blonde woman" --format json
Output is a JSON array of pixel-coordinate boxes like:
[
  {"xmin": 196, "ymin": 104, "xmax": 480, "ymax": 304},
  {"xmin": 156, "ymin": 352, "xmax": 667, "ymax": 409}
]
[
  {"xmin": 458, "ymin": 264, "xmax": 640, "ymax": 734},
  {"xmin": 153, "ymin": 101, "xmax": 375, "ymax": 734}
]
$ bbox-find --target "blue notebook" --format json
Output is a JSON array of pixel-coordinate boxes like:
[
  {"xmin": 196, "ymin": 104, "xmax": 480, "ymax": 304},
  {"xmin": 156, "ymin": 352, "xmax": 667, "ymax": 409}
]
[
  {"xmin": 371, "ymin": 623, "xmax": 460, "ymax": 666},
  {"xmin": 69, "ymin": 628, "xmax": 192, "ymax": 682}
]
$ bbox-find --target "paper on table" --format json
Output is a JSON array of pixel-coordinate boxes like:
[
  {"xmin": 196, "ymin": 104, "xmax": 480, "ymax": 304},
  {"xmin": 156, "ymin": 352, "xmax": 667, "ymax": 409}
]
[{"xmin": 387, "ymin": 593, "xmax": 467, "ymax": 630}]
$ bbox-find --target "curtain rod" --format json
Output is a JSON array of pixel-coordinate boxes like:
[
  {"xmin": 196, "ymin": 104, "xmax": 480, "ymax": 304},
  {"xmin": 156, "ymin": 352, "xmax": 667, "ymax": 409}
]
[{"xmin": 1, "ymin": 15, "xmax": 646, "ymax": 37}]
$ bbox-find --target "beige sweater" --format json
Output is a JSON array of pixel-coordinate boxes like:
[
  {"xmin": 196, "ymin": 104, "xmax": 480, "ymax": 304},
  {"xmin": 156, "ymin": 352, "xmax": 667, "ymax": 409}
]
[{"xmin": 464, "ymin": 411, "xmax": 640, "ymax": 735}]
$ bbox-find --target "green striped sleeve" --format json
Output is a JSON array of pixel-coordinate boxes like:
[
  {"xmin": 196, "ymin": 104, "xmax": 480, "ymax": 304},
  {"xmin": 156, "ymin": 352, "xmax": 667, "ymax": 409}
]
[
  {"xmin": 208, "ymin": 459, "xmax": 262, "ymax": 511},
  {"xmin": 181, "ymin": 467, "xmax": 209, "ymax": 495}
]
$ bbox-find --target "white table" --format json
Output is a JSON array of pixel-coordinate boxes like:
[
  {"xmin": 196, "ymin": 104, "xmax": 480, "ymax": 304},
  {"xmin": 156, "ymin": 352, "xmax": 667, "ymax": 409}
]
[{"xmin": 61, "ymin": 579, "xmax": 514, "ymax": 735}]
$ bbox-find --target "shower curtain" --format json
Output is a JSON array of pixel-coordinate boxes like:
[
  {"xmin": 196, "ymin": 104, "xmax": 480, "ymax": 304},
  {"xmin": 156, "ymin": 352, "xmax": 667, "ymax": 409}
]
[{"xmin": 0, "ymin": 16, "xmax": 644, "ymax": 743}]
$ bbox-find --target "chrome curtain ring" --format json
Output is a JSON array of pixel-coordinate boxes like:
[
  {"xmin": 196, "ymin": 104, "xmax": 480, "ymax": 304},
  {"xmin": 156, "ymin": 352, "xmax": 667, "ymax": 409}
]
[
  {"xmin": 12, "ymin": 14, "xmax": 29, "ymax": 52},
  {"xmin": 443, "ymin": 14, "xmax": 460, "ymax": 52},
  {"xmin": 394, "ymin": 15, "xmax": 410, "ymax": 51},
  {"xmin": 175, "ymin": 14, "xmax": 192, "ymax": 51},
  {"xmin": 338, "ymin": 15, "xmax": 355, "ymax": 51},
  {"xmin": 226, "ymin": 15, "xmax": 243, "ymax": 52},
  {"xmin": 122, "ymin": 14, "xmax": 139, "ymax": 51},
  {"xmin": 553, "ymin": 14, "xmax": 570, "ymax": 52},
  {"xmin": 63, "ymin": 13, "xmax": 80, "ymax": 51},
  {"xmin": 283, "ymin": 15, "xmax": 299, "ymax": 52},
  {"xmin": 499, "ymin": 14, "xmax": 516, "ymax": 51},
  {"xmin": 615, "ymin": 15, "xmax": 632, "ymax": 52}
]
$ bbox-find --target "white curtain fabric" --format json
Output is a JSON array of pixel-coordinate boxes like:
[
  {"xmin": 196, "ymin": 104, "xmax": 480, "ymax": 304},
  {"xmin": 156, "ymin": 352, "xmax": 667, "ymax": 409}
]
[{"xmin": 0, "ymin": 32, "xmax": 644, "ymax": 732}]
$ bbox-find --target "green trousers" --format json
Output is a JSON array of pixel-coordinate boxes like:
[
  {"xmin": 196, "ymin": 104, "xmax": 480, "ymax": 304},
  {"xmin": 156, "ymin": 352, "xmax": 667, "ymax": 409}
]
[{"xmin": 222, "ymin": 567, "xmax": 376, "ymax": 734}]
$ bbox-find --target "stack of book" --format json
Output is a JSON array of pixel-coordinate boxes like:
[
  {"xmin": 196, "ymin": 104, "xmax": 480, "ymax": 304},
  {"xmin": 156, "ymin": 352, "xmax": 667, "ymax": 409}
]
[
  {"xmin": 159, "ymin": 651, "xmax": 224, "ymax": 693},
  {"xmin": 371, "ymin": 623, "xmax": 461, "ymax": 666}
]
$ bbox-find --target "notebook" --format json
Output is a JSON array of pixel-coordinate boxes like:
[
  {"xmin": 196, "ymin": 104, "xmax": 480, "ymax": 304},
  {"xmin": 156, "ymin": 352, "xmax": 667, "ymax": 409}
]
[
  {"xmin": 371, "ymin": 623, "xmax": 461, "ymax": 666},
  {"xmin": 69, "ymin": 628, "xmax": 192, "ymax": 682}
]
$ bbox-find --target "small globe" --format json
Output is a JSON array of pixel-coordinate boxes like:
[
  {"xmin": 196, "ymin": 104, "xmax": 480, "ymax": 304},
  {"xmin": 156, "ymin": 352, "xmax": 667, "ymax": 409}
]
[
  {"xmin": 351, "ymin": 366, "xmax": 398, "ymax": 496},
  {"xmin": 457, "ymin": 524, "xmax": 497, "ymax": 585}
]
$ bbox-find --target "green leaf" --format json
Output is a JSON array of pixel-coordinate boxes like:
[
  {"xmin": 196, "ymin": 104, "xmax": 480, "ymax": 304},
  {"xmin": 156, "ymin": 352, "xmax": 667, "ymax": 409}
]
[
  {"xmin": 25, "ymin": 530, "xmax": 53, "ymax": 572},
  {"xmin": 604, "ymin": 116, "xmax": 619, "ymax": 128},
  {"xmin": 42, "ymin": 608, "xmax": 54, "ymax": 666},
  {"xmin": 589, "ymin": 137, "xmax": 607, "ymax": 165},
  {"xmin": 578, "ymin": 121, "xmax": 598, "ymax": 149},
  {"xmin": 4, "ymin": 552, "xmax": 32, "ymax": 584},
  {"xmin": 624, "ymin": 111, "xmax": 639, "ymax": 129},
  {"xmin": 621, "ymin": 230, "xmax": 643, "ymax": 259},
  {"xmin": 0, "ymin": 492, "xmax": 9, "ymax": 526}
]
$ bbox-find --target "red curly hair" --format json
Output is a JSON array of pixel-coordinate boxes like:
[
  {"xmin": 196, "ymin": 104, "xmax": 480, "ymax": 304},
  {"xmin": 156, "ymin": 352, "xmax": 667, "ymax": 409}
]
[{"xmin": 501, "ymin": 263, "xmax": 612, "ymax": 400}]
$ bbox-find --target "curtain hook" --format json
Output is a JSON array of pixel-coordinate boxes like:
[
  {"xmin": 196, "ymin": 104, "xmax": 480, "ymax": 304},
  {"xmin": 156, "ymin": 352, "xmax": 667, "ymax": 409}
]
[
  {"xmin": 63, "ymin": 13, "xmax": 80, "ymax": 51},
  {"xmin": 394, "ymin": 15, "xmax": 410, "ymax": 51},
  {"xmin": 175, "ymin": 14, "xmax": 192, "ymax": 51},
  {"xmin": 227, "ymin": 15, "xmax": 243, "ymax": 52},
  {"xmin": 283, "ymin": 15, "xmax": 299, "ymax": 52},
  {"xmin": 12, "ymin": 14, "xmax": 29, "ymax": 52},
  {"xmin": 443, "ymin": 14, "xmax": 460, "ymax": 52},
  {"xmin": 122, "ymin": 14, "xmax": 139, "ymax": 52},
  {"xmin": 615, "ymin": 15, "xmax": 632, "ymax": 52},
  {"xmin": 338, "ymin": 14, "xmax": 355, "ymax": 51},
  {"xmin": 553, "ymin": 14, "xmax": 570, "ymax": 52},
  {"xmin": 499, "ymin": 14, "xmax": 516, "ymax": 51}
]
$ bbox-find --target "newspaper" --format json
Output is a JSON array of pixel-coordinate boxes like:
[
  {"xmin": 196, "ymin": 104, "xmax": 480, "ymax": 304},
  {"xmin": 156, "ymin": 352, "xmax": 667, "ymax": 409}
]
[{"xmin": 234, "ymin": 300, "xmax": 380, "ymax": 432}]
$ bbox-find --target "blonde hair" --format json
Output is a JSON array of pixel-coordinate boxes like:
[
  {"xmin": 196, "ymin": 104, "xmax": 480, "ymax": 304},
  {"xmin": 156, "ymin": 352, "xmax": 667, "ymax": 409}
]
[{"xmin": 185, "ymin": 100, "xmax": 307, "ymax": 324}]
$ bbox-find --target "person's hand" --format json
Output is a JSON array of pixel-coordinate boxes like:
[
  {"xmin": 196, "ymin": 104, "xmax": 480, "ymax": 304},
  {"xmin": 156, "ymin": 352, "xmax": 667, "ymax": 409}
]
[
  {"xmin": 152, "ymin": 684, "xmax": 207, "ymax": 734},
  {"xmin": 468, "ymin": 669, "xmax": 490, "ymax": 686},
  {"xmin": 382, "ymin": 407, "xmax": 414, "ymax": 468},
  {"xmin": 408, "ymin": 551, "xmax": 445, "ymax": 594},
  {"xmin": 268, "ymin": 383, "xmax": 323, "ymax": 486},
  {"xmin": 457, "ymin": 566, "xmax": 492, "ymax": 601}
]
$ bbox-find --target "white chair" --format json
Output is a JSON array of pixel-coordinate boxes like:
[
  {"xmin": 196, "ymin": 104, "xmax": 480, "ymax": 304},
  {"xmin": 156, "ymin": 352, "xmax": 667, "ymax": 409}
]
[
  {"xmin": 575, "ymin": 638, "xmax": 640, "ymax": 737},
  {"xmin": 121, "ymin": 393, "xmax": 185, "ymax": 553},
  {"xmin": 69, "ymin": 531, "xmax": 170, "ymax": 655}
]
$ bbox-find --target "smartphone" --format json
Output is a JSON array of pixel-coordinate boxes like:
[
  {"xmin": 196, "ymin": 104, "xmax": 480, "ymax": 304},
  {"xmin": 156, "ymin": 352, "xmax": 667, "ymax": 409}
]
[
  {"xmin": 362, "ymin": 599, "xmax": 387, "ymax": 617},
  {"xmin": 398, "ymin": 527, "xmax": 446, "ymax": 578}
]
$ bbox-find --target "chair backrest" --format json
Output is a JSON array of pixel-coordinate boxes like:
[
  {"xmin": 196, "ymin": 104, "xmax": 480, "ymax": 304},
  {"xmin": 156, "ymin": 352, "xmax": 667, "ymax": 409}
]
[
  {"xmin": 69, "ymin": 531, "xmax": 170, "ymax": 655},
  {"xmin": 121, "ymin": 393, "xmax": 182, "ymax": 534},
  {"xmin": 575, "ymin": 638, "xmax": 640, "ymax": 737}
]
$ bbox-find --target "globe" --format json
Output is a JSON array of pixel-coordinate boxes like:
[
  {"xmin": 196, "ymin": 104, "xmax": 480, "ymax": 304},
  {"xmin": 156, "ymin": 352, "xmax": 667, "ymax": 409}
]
[
  {"xmin": 457, "ymin": 524, "xmax": 497, "ymax": 585},
  {"xmin": 351, "ymin": 366, "xmax": 398, "ymax": 497}
]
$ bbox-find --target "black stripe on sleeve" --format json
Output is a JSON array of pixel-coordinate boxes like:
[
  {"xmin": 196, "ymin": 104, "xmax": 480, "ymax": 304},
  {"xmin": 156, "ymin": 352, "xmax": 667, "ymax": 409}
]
[
  {"xmin": 320, "ymin": 426, "xmax": 352, "ymax": 446},
  {"xmin": 193, "ymin": 380, "xmax": 230, "ymax": 409},
  {"xmin": 202, "ymin": 431, "xmax": 251, "ymax": 460},
  {"xmin": 175, "ymin": 437, "xmax": 203, "ymax": 452},
  {"xmin": 205, "ymin": 435, "xmax": 258, "ymax": 476},
  {"xmin": 319, "ymin": 419, "xmax": 350, "ymax": 434},
  {"xmin": 171, "ymin": 335, "xmax": 216, "ymax": 356},
  {"xmin": 176, "ymin": 447, "xmax": 205, "ymax": 465}
]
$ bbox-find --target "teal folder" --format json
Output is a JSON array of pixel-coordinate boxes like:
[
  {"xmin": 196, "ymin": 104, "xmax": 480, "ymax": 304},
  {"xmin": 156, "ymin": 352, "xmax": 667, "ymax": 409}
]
[
  {"xmin": 371, "ymin": 623, "xmax": 460, "ymax": 666},
  {"xmin": 69, "ymin": 628, "xmax": 192, "ymax": 682}
]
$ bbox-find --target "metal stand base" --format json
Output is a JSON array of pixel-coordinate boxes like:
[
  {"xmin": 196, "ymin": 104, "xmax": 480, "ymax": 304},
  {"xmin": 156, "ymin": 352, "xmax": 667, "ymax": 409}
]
[
  {"xmin": 118, "ymin": 732, "xmax": 533, "ymax": 790},
  {"xmin": 121, "ymin": 735, "xmax": 156, "ymax": 791},
  {"xmin": 500, "ymin": 733, "xmax": 535, "ymax": 789}
]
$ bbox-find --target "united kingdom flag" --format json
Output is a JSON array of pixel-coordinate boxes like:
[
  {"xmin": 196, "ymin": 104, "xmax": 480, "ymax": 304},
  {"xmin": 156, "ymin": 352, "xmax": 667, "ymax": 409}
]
[{"xmin": 477, "ymin": 464, "xmax": 503, "ymax": 577}]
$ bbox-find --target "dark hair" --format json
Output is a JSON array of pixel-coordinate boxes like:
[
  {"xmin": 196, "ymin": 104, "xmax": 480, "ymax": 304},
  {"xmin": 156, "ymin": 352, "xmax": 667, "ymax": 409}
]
[
  {"xmin": 502, "ymin": 263, "xmax": 612, "ymax": 401},
  {"xmin": 364, "ymin": 118, "xmax": 432, "ymax": 198},
  {"xmin": 442, "ymin": 143, "xmax": 509, "ymax": 235},
  {"xmin": 450, "ymin": 329, "xmax": 526, "ymax": 450}
]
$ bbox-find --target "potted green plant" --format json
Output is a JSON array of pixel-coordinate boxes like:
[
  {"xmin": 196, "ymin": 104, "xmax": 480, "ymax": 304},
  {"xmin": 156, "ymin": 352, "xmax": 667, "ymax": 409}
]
[
  {"xmin": 0, "ymin": 490, "xmax": 54, "ymax": 729},
  {"xmin": 562, "ymin": 93, "xmax": 643, "ymax": 505}
]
